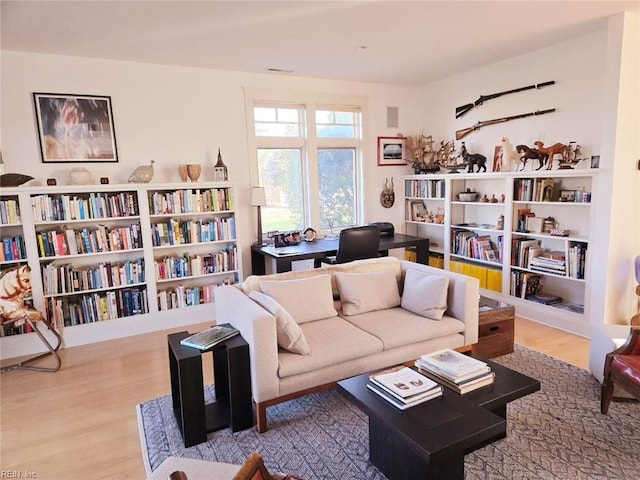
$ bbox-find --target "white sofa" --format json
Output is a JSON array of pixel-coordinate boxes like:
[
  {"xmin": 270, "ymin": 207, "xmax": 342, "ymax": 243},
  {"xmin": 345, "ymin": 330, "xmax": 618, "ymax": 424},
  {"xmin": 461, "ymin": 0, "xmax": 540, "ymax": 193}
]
[{"xmin": 214, "ymin": 257, "xmax": 480, "ymax": 432}]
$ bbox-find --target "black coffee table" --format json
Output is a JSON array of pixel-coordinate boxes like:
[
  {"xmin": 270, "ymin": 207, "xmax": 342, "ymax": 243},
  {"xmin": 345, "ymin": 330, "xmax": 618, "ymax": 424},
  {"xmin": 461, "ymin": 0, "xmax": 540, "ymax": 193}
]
[{"xmin": 337, "ymin": 358, "xmax": 540, "ymax": 480}]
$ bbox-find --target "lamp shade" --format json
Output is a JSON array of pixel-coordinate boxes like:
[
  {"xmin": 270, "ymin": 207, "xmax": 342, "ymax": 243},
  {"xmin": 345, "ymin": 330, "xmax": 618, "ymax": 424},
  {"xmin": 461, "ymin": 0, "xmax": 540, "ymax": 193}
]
[{"xmin": 251, "ymin": 186, "xmax": 267, "ymax": 207}]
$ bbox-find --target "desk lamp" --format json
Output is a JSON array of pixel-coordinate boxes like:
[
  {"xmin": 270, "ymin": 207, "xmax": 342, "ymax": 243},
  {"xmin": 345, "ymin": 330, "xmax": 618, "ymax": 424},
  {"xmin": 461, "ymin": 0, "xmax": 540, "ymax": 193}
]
[{"xmin": 251, "ymin": 186, "xmax": 267, "ymax": 246}]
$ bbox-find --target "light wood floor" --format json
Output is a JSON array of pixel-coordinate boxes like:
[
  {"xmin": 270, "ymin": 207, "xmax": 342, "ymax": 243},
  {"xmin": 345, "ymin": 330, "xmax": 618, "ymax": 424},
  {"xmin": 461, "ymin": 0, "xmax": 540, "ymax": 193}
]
[{"xmin": 0, "ymin": 318, "xmax": 590, "ymax": 479}]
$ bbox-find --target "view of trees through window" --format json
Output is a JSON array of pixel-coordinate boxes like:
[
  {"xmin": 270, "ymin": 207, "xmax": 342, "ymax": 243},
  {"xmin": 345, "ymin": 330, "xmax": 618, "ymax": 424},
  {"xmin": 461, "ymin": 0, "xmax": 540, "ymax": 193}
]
[{"xmin": 252, "ymin": 102, "xmax": 361, "ymax": 235}]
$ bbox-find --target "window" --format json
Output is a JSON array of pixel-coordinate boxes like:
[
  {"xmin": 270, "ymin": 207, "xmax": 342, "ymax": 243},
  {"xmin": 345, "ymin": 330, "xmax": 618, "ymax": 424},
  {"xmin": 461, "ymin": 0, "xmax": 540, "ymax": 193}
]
[{"xmin": 246, "ymin": 94, "xmax": 363, "ymax": 236}]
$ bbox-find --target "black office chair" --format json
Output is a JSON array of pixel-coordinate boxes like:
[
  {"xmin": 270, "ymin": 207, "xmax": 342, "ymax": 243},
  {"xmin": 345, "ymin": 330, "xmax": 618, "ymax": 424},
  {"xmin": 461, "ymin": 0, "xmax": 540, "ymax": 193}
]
[{"xmin": 319, "ymin": 225, "xmax": 380, "ymax": 266}]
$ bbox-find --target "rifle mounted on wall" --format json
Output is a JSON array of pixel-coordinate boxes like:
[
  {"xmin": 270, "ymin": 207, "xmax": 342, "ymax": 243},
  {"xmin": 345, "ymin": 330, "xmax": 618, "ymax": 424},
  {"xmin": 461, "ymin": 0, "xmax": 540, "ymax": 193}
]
[
  {"xmin": 455, "ymin": 108, "xmax": 556, "ymax": 140},
  {"xmin": 455, "ymin": 81, "xmax": 555, "ymax": 118}
]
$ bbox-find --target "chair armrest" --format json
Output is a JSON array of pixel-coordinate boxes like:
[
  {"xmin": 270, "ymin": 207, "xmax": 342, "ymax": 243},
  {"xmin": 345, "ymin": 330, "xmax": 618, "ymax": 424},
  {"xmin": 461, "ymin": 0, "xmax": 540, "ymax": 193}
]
[{"xmin": 214, "ymin": 286, "xmax": 280, "ymax": 402}]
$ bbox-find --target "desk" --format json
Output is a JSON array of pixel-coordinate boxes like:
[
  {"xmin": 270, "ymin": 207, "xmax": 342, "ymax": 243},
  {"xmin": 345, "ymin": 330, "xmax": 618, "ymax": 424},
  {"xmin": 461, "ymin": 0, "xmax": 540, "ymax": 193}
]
[{"xmin": 251, "ymin": 233, "xmax": 429, "ymax": 274}]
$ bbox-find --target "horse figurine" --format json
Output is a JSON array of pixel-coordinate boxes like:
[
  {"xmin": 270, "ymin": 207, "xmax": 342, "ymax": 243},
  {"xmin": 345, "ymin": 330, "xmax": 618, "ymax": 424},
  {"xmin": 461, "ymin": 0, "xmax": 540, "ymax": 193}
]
[
  {"xmin": 460, "ymin": 142, "xmax": 487, "ymax": 173},
  {"xmin": 0, "ymin": 265, "xmax": 61, "ymax": 372},
  {"xmin": 516, "ymin": 144, "xmax": 548, "ymax": 171},
  {"xmin": 533, "ymin": 141, "xmax": 567, "ymax": 170},
  {"xmin": 500, "ymin": 137, "xmax": 521, "ymax": 171}
]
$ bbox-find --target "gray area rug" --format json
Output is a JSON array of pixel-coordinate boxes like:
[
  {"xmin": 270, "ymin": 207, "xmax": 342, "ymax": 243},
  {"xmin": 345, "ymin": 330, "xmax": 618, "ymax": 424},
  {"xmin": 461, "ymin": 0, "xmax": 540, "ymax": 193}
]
[{"xmin": 138, "ymin": 345, "xmax": 639, "ymax": 479}]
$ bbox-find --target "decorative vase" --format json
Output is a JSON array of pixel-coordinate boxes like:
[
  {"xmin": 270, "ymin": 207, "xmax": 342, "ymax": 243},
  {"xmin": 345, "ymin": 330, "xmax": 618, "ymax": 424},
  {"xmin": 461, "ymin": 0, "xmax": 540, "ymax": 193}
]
[
  {"xmin": 187, "ymin": 164, "xmax": 201, "ymax": 182},
  {"xmin": 69, "ymin": 167, "xmax": 92, "ymax": 185},
  {"xmin": 178, "ymin": 164, "xmax": 189, "ymax": 182}
]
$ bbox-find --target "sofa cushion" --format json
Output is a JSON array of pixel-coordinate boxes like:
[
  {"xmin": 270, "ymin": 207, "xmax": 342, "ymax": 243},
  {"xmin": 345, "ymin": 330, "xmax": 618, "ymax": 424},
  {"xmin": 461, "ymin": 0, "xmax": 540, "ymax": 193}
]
[
  {"xmin": 260, "ymin": 274, "xmax": 337, "ymax": 324},
  {"xmin": 341, "ymin": 307, "xmax": 465, "ymax": 350},
  {"xmin": 335, "ymin": 270, "xmax": 400, "ymax": 316},
  {"xmin": 401, "ymin": 269, "xmax": 450, "ymax": 320},
  {"xmin": 249, "ymin": 291, "xmax": 310, "ymax": 355},
  {"xmin": 277, "ymin": 316, "xmax": 384, "ymax": 378}
]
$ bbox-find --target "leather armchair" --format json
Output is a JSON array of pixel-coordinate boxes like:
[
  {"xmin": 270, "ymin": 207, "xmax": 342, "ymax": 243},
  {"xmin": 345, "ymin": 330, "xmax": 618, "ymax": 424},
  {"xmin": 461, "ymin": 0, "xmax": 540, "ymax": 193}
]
[{"xmin": 601, "ymin": 326, "xmax": 640, "ymax": 414}]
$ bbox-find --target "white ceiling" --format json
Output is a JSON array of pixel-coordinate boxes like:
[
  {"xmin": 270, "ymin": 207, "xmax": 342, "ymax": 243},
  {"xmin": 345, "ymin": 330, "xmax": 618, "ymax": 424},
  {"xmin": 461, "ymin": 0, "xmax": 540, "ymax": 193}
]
[{"xmin": 2, "ymin": 1, "xmax": 638, "ymax": 85}]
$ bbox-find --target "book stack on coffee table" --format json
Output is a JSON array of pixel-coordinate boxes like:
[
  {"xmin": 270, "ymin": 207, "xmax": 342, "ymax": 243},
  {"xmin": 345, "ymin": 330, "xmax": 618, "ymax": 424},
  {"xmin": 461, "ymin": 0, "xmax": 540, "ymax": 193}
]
[
  {"xmin": 366, "ymin": 366, "xmax": 443, "ymax": 410},
  {"xmin": 415, "ymin": 348, "xmax": 495, "ymax": 394}
]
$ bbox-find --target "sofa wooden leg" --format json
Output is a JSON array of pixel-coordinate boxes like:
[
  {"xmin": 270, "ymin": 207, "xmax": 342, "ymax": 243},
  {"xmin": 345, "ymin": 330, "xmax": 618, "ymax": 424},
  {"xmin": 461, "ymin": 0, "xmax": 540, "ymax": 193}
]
[{"xmin": 256, "ymin": 403, "xmax": 268, "ymax": 433}]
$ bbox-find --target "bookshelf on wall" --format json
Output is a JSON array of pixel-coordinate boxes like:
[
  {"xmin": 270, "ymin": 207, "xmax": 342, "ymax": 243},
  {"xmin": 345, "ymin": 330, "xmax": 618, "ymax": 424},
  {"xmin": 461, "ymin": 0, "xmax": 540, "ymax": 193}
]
[
  {"xmin": 403, "ymin": 170, "xmax": 597, "ymax": 337},
  {"xmin": 0, "ymin": 182, "xmax": 242, "ymax": 360}
]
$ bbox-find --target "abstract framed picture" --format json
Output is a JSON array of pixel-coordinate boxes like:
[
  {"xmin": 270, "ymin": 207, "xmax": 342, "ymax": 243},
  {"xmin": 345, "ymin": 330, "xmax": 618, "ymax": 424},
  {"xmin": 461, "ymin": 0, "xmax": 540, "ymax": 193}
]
[
  {"xmin": 33, "ymin": 92, "xmax": 119, "ymax": 163},
  {"xmin": 377, "ymin": 136, "xmax": 407, "ymax": 166}
]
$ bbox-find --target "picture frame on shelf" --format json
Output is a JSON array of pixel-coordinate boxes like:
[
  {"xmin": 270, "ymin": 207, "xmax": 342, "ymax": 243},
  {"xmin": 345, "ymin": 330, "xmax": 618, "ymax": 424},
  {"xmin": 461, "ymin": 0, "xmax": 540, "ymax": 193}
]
[
  {"xmin": 560, "ymin": 190, "xmax": 576, "ymax": 202},
  {"xmin": 377, "ymin": 136, "xmax": 407, "ymax": 166},
  {"xmin": 33, "ymin": 92, "xmax": 119, "ymax": 163}
]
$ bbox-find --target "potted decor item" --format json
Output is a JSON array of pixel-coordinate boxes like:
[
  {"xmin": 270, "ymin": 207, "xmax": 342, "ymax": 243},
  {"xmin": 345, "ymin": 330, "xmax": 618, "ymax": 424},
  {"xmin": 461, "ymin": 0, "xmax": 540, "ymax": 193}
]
[{"xmin": 457, "ymin": 188, "xmax": 479, "ymax": 202}]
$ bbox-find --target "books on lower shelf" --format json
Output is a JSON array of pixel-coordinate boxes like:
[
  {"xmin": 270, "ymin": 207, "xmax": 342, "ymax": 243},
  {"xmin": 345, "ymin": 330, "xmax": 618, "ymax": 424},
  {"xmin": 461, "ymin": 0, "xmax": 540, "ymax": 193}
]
[
  {"xmin": 415, "ymin": 348, "xmax": 495, "ymax": 394},
  {"xmin": 367, "ymin": 366, "xmax": 443, "ymax": 410},
  {"xmin": 179, "ymin": 325, "xmax": 239, "ymax": 350}
]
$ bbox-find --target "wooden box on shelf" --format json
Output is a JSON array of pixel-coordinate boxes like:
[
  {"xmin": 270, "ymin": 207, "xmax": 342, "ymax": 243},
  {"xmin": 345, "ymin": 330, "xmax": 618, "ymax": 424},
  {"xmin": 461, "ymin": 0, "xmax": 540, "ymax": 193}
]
[{"xmin": 477, "ymin": 296, "xmax": 515, "ymax": 358}]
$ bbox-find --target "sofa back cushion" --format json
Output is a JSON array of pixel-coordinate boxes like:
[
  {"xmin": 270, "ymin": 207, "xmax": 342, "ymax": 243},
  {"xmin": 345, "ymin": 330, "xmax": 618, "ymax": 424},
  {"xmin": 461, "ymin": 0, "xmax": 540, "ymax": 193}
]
[
  {"xmin": 248, "ymin": 291, "xmax": 310, "ymax": 355},
  {"xmin": 260, "ymin": 274, "xmax": 337, "ymax": 324},
  {"xmin": 401, "ymin": 269, "xmax": 450, "ymax": 320},
  {"xmin": 335, "ymin": 270, "xmax": 401, "ymax": 315}
]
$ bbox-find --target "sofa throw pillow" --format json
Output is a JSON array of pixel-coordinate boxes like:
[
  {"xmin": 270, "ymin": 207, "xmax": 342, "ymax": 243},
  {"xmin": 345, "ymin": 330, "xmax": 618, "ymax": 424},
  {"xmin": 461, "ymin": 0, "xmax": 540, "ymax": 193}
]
[
  {"xmin": 260, "ymin": 274, "xmax": 337, "ymax": 324},
  {"xmin": 249, "ymin": 291, "xmax": 311, "ymax": 355},
  {"xmin": 401, "ymin": 269, "xmax": 450, "ymax": 320},
  {"xmin": 335, "ymin": 270, "xmax": 401, "ymax": 316}
]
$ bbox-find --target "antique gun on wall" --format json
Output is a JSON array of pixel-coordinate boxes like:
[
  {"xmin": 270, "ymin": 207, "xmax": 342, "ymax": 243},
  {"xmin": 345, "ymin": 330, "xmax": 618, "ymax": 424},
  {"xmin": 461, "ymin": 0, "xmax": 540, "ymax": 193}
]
[
  {"xmin": 455, "ymin": 81, "xmax": 555, "ymax": 118},
  {"xmin": 455, "ymin": 108, "xmax": 556, "ymax": 140}
]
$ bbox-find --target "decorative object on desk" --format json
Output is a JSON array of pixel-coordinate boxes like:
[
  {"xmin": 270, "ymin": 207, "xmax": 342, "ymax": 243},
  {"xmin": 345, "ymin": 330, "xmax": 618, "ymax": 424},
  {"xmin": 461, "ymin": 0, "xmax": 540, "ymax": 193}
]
[
  {"xmin": 380, "ymin": 177, "xmax": 395, "ymax": 208},
  {"xmin": 455, "ymin": 80, "xmax": 555, "ymax": 118},
  {"xmin": 303, "ymin": 227, "xmax": 317, "ymax": 242},
  {"xmin": 100, "ymin": 177, "xmax": 109, "ymax": 184},
  {"xmin": 0, "ymin": 265, "xmax": 61, "ymax": 372},
  {"xmin": 516, "ymin": 144, "xmax": 547, "ymax": 170},
  {"xmin": 0, "ymin": 173, "xmax": 34, "ymax": 187},
  {"xmin": 187, "ymin": 163, "xmax": 201, "ymax": 182},
  {"xmin": 283, "ymin": 231, "xmax": 301, "ymax": 245},
  {"xmin": 179, "ymin": 325, "xmax": 239, "ymax": 351},
  {"xmin": 128, "ymin": 160, "xmax": 155, "ymax": 183},
  {"xmin": 33, "ymin": 92, "xmax": 118, "ymax": 163},
  {"xmin": 456, "ymin": 188, "xmax": 478, "ymax": 202},
  {"xmin": 377, "ymin": 136, "xmax": 407, "ymax": 166},
  {"xmin": 460, "ymin": 141, "xmax": 487, "ymax": 173},
  {"xmin": 213, "ymin": 147, "xmax": 228, "ymax": 181},
  {"xmin": 46, "ymin": 178, "xmax": 57, "ymax": 186},
  {"xmin": 68, "ymin": 166, "xmax": 92, "ymax": 184},
  {"xmin": 533, "ymin": 141, "xmax": 567, "ymax": 170},
  {"xmin": 177, "ymin": 164, "xmax": 188, "ymax": 182},
  {"xmin": 251, "ymin": 186, "xmax": 267, "ymax": 246},
  {"xmin": 456, "ymin": 109, "xmax": 556, "ymax": 140}
]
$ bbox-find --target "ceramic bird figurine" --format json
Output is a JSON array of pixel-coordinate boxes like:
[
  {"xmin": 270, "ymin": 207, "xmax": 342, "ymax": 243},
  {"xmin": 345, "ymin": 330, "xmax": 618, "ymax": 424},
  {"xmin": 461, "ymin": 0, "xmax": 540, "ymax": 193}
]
[{"xmin": 128, "ymin": 160, "xmax": 155, "ymax": 183}]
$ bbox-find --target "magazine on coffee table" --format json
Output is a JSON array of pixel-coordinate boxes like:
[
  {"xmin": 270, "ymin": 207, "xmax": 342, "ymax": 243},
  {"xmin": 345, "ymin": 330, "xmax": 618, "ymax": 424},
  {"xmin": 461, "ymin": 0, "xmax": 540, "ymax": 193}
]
[
  {"xmin": 179, "ymin": 325, "xmax": 239, "ymax": 351},
  {"xmin": 419, "ymin": 348, "xmax": 488, "ymax": 379},
  {"xmin": 369, "ymin": 366, "xmax": 438, "ymax": 398}
]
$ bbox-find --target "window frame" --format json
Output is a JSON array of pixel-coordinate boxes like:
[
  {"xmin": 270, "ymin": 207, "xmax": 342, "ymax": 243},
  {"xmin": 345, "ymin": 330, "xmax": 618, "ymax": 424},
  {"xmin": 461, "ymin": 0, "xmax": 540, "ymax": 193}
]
[{"xmin": 244, "ymin": 89, "xmax": 366, "ymax": 236}]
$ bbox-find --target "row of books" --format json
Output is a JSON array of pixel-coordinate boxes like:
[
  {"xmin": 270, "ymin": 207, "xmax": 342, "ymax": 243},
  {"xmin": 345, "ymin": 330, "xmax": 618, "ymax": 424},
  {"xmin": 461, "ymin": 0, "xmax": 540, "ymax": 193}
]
[
  {"xmin": 154, "ymin": 246, "xmax": 238, "ymax": 280},
  {"xmin": 451, "ymin": 229, "xmax": 501, "ymax": 263},
  {"xmin": 45, "ymin": 286, "xmax": 148, "ymax": 328},
  {"xmin": 1, "ymin": 235, "xmax": 26, "ymax": 262},
  {"xmin": 0, "ymin": 199, "xmax": 21, "ymax": 225},
  {"xmin": 510, "ymin": 271, "xmax": 543, "ymax": 299},
  {"xmin": 149, "ymin": 188, "xmax": 233, "ymax": 215},
  {"xmin": 404, "ymin": 179, "xmax": 446, "ymax": 199},
  {"xmin": 157, "ymin": 278, "xmax": 234, "ymax": 310},
  {"xmin": 36, "ymin": 224, "xmax": 143, "ymax": 258},
  {"xmin": 30, "ymin": 192, "xmax": 139, "ymax": 222},
  {"xmin": 513, "ymin": 178, "xmax": 558, "ymax": 202},
  {"xmin": 41, "ymin": 259, "xmax": 145, "ymax": 295},
  {"xmin": 151, "ymin": 217, "xmax": 236, "ymax": 247}
]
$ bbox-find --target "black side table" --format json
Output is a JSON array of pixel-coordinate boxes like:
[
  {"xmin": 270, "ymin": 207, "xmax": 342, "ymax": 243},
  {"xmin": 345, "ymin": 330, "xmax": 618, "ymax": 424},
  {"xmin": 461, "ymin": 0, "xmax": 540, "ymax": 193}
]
[{"xmin": 167, "ymin": 325, "xmax": 253, "ymax": 447}]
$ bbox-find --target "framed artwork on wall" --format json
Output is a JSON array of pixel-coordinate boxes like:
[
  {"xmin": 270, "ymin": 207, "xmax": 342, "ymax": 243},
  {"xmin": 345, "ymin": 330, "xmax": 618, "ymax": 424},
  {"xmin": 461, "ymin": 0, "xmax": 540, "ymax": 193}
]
[
  {"xmin": 33, "ymin": 92, "xmax": 119, "ymax": 163},
  {"xmin": 377, "ymin": 136, "xmax": 407, "ymax": 166}
]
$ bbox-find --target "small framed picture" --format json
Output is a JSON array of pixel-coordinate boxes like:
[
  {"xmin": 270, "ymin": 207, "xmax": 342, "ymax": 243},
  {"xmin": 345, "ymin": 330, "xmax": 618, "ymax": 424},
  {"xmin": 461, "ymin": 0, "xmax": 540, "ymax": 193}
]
[
  {"xmin": 590, "ymin": 155, "xmax": 600, "ymax": 169},
  {"xmin": 33, "ymin": 92, "xmax": 118, "ymax": 163},
  {"xmin": 560, "ymin": 190, "xmax": 576, "ymax": 202},
  {"xmin": 377, "ymin": 136, "xmax": 407, "ymax": 166}
]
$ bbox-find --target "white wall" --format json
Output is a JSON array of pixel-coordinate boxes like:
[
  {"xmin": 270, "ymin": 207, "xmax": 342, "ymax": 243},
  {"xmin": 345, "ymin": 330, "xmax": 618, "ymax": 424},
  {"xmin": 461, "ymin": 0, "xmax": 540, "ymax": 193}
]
[{"xmin": 0, "ymin": 51, "xmax": 423, "ymax": 274}]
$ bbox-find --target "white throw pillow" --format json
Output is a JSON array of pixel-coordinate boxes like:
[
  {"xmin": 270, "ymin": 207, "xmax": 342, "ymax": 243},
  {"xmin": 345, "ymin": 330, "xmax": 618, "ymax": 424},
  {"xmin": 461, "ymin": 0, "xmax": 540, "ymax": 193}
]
[
  {"xmin": 335, "ymin": 270, "xmax": 401, "ymax": 316},
  {"xmin": 401, "ymin": 269, "xmax": 450, "ymax": 320},
  {"xmin": 260, "ymin": 274, "xmax": 337, "ymax": 324},
  {"xmin": 249, "ymin": 291, "xmax": 310, "ymax": 355}
]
